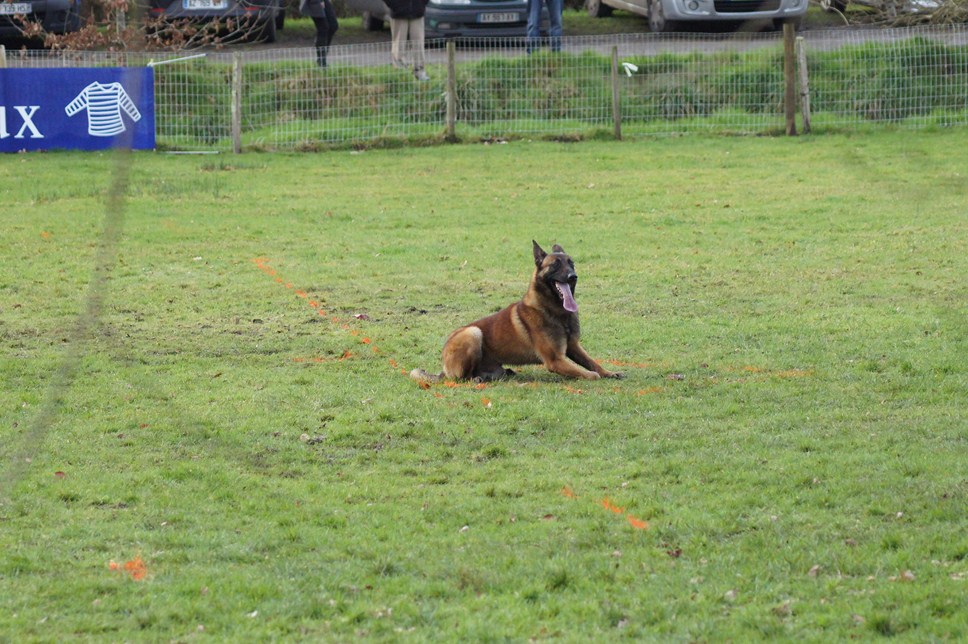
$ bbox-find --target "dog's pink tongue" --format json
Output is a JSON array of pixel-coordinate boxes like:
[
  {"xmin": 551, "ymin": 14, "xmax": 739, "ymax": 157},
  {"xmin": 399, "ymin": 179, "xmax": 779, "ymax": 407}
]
[{"xmin": 556, "ymin": 283, "xmax": 578, "ymax": 313}]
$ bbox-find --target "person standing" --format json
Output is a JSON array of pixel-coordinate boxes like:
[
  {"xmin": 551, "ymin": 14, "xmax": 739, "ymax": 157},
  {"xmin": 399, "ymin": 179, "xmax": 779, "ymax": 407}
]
[
  {"xmin": 386, "ymin": 0, "xmax": 430, "ymax": 81},
  {"xmin": 300, "ymin": 0, "xmax": 339, "ymax": 68},
  {"xmin": 526, "ymin": 0, "xmax": 562, "ymax": 54}
]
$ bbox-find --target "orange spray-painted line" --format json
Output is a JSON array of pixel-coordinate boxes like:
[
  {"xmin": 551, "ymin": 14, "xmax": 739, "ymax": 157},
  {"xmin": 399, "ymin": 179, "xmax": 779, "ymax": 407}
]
[
  {"xmin": 109, "ymin": 556, "xmax": 147, "ymax": 581},
  {"xmin": 251, "ymin": 257, "xmax": 398, "ymax": 374},
  {"xmin": 562, "ymin": 486, "xmax": 649, "ymax": 531}
]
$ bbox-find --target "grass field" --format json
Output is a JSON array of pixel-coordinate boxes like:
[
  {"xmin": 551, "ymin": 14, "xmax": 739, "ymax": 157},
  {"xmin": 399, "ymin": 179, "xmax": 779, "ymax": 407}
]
[{"xmin": 1, "ymin": 131, "xmax": 966, "ymax": 640}]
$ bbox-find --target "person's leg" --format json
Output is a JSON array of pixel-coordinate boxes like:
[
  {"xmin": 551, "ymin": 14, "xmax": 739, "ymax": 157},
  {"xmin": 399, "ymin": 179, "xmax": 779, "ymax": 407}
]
[
  {"xmin": 525, "ymin": 0, "xmax": 542, "ymax": 53},
  {"xmin": 324, "ymin": 0, "xmax": 339, "ymax": 45},
  {"xmin": 390, "ymin": 17, "xmax": 408, "ymax": 67},
  {"xmin": 547, "ymin": 0, "xmax": 562, "ymax": 51},
  {"xmin": 411, "ymin": 18, "xmax": 426, "ymax": 75},
  {"xmin": 311, "ymin": 15, "xmax": 330, "ymax": 66}
]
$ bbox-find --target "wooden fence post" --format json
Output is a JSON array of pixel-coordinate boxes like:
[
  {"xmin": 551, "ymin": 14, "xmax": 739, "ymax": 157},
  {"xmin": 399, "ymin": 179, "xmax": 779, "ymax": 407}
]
[
  {"xmin": 611, "ymin": 46, "xmax": 622, "ymax": 141},
  {"xmin": 446, "ymin": 41, "xmax": 457, "ymax": 142},
  {"xmin": 783, "ymin": 21, "xmax": 797, "ymax": 136},
  {"xmin": 231, "ymin": 53, "xmax": 242, "ymax": 154},
  {"xmin": 796, "ymin": 36, "xmax": 811, "ymax": 135}
]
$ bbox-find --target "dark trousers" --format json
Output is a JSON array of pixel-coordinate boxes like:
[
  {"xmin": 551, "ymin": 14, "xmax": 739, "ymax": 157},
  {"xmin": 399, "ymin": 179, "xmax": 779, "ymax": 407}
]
[{"xmin": 312, "ymin": 1, "xmax": 339, "ymax": 67}]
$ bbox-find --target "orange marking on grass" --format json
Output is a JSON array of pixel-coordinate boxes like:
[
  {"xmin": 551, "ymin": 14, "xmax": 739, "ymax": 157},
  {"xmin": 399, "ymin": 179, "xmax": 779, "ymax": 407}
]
[
  {"xmin": 599, "ymin": 497, "xmax": 625, "ymax": 514},
  {"xmin": 110, "ymin": 556, "xmax": 147, "ymax": 581},
  {"xmin": 627, "ymin": 516, "xmax": 649, "ymax": 530},
  {"xmin": 562, "ymin": 486, "xmax": 649, "ymax": 532}
]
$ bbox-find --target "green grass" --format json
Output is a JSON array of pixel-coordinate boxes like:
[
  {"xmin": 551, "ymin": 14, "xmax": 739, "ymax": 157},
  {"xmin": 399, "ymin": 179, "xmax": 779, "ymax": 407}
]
[{"xmin": 1, "ymin": 131, "xmax": 966, "ymax": 640}]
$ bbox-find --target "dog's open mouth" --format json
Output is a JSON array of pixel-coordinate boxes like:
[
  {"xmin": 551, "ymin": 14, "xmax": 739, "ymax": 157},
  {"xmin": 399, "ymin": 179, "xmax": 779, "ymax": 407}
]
[{"xmin": 555, "ymin": 281, "xmax": 578, "ymax": 313}]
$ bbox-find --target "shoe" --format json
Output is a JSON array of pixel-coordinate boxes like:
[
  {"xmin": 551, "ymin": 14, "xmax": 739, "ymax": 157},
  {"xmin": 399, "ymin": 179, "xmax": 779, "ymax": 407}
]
[
  {"xmin": 414, "ymin": 69, "xmax": 430, "ymax": 81},
  {"xmin": 392, "ymin": 58, "xmax": 407, "ymax": 69}
]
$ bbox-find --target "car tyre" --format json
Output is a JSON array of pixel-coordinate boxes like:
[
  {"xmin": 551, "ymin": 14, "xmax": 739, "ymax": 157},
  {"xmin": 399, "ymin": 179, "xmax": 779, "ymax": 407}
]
[
  {"xmin": 362, "ymin": 11, "xmax": 384, "ymax": 31},
  {"xmin": 586, "ymin": 0, "xmax": 613, "ymax": 17}
]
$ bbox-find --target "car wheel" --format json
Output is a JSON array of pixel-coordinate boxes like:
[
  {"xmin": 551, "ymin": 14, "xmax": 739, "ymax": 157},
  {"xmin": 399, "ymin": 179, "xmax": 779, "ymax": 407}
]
[
  {"xmin": 819, "ymin": 0, "xmax": 848, "ymax": 11},
  {"xmin": 586, "ymin": 0, "xmax": 613, "ymax": 18},
  {"xmin": 362, "ymin": 11, "xmax": 384, "ymax": 31},
  {"xmin": 648, "ymin": 0, "xmax": 674, "ymax": 32},
  {"xmin": 258, "ymin": 15, "xmax": 277, "ymax": 42}
]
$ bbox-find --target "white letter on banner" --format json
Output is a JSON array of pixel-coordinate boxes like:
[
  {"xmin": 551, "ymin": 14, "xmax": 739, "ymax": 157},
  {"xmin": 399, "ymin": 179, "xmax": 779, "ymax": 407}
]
[
  {"xmin": 0, "ymin": 107, "xmax": 8, "ymax": 139},
  {"xmin": 14, "ymin": 106, "xmax": 44, "ymax": 139}
]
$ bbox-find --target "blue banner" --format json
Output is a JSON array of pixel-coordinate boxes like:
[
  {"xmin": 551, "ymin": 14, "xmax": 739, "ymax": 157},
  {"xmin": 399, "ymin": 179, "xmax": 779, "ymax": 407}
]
[{"xmin": 0, "ymin": 67, "xmax": 155, "ymax": 152}]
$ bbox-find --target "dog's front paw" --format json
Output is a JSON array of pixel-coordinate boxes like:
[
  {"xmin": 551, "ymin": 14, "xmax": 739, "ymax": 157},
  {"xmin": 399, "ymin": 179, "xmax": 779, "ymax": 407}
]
[{"xmin": 604, "ymin": 371, "xmax": 624, "ymax": 380}]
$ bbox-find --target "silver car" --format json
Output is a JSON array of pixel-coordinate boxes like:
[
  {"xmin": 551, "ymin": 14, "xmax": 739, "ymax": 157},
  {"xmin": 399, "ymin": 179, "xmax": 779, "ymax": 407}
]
[{"xmin": 587, "ymin": 0, "xmax": 807, "ymax": 32}]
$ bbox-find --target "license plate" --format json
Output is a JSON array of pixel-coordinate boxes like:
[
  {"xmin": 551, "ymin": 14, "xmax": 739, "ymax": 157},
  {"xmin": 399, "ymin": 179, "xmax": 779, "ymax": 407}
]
[
  {"xmin": 478, "ymin": 11, "xmax": 518, "ymax": 23},
  {"xmin": 182, "ymin": 0, "xmax": 228, "ymax": 9},
  {"xmin": 0, "ymin": 3, "xmax": 32, "ymax": 14}
]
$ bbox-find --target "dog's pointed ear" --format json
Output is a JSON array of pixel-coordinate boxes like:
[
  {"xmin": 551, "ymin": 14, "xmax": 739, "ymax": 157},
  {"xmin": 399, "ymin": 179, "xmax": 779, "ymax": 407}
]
[
  {"xmin": 551, "ymin": 244, "xmax": 566, "ymax": 254},
  {"xmin": 532, "ymin": 240, "xmax": 547, "ymax": 267}
]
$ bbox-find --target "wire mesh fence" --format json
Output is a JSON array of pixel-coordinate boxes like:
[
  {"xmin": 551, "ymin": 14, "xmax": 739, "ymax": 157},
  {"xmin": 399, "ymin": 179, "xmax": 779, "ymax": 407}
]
[{"xmin": 2, "ymin": 25, "xmax": 966, "ymax": 151}]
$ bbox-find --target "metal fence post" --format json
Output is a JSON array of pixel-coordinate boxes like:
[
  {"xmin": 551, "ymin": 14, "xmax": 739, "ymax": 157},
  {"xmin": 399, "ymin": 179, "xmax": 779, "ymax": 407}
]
[
  {"xmin": 446, "ymin": 41, "xmax": 457, "ymax": 142},
  {"xmin": 0, "ymin": 45, "xmax": 6, "ymax": 68},
  {"xmin": 783, "ymin": 21, "xmax": 797, "ymax": 136},
  {"xmin": 231, "ymin": 53, "xmax": 242, "ymax": 154},
  {"xmin": 611, "ymin": 46, "xmax": 622, "ymax": 141}
]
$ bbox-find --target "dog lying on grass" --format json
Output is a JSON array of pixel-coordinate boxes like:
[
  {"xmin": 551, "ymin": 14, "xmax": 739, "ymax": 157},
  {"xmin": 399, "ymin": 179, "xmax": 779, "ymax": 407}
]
[{"xmin": 412, "ymin": 241, "xmax": 622, "ymax": 383}]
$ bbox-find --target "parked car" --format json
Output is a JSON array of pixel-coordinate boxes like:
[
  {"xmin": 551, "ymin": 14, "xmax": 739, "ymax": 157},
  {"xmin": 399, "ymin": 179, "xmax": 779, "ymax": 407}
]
[
  {"xmin": 0, "ymin": 0, "xmax": 82, "ymax": 40},
  {"xmin": 146, "ymin": 0, "xmax": 285, "ymax": 42},
  {"xmin": 352, "ymin": 0, "xmax": 548, "ymax": 40},
  {"xmin": 586, "ymin": 0, "xmax": 807, "ymax": 31}
]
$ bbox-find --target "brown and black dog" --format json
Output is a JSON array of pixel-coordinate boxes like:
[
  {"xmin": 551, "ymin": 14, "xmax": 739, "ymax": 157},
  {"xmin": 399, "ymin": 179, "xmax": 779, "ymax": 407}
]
[{"xmin": 412, "ymin": 241, "xmax": 622, "ymax": 383}]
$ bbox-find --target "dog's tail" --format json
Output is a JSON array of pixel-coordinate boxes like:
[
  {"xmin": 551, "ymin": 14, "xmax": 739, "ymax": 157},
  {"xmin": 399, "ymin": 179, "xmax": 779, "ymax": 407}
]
[{"xmin": 409, "ymin": 368, "xmax": 444, "ymax": 383}]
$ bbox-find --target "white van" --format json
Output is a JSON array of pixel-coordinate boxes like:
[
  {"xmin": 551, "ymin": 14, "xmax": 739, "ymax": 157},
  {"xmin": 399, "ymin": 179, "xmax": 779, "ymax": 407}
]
[{"xmin": 586, "ymin": 0, "xmax": 807, "ymax": 32}]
